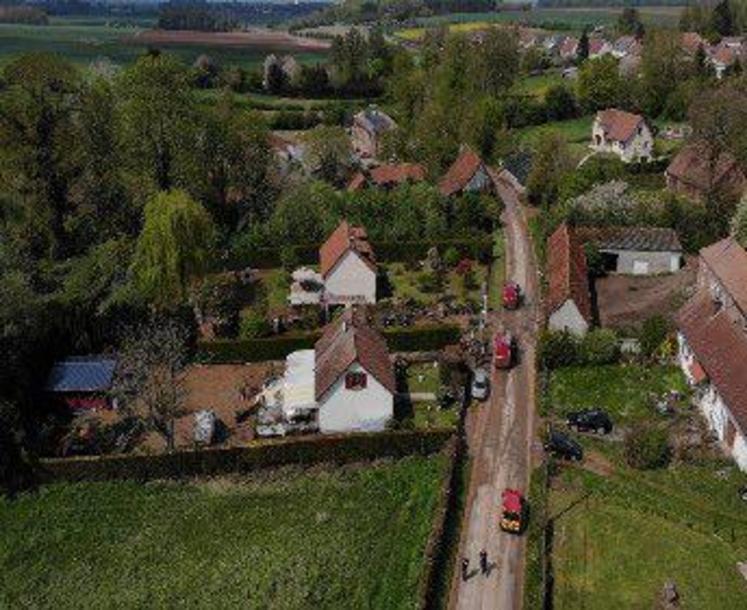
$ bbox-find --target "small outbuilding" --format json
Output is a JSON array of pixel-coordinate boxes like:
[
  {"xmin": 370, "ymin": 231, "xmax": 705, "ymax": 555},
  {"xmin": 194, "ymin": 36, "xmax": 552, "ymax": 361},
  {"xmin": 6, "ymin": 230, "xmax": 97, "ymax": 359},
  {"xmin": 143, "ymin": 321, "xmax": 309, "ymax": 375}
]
[
  {"xmin": 577, "ymin": 226, "xmax": 683, "ymax": 275},
  {"xmin": 438, "ymin": 145, "xmax": 494, "ymax": 198},
  {"xmin": 45, "ymin": 356, "xmax": 117, "ymax": 411},
  {"xmin": 665, "ymin": 141, "xmax": 746, "ymax": 202}
]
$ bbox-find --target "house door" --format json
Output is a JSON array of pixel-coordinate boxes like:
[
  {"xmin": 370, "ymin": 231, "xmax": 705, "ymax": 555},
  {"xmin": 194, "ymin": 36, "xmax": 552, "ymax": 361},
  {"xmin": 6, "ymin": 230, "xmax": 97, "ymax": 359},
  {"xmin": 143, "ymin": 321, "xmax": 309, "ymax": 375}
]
[
  {"xmin": 670, "ymin": 255, "xmax": 681, "ymax": 273},
  {"xmin": 633, "ymin": 260, "xmax": 649, "ymax": 275}
]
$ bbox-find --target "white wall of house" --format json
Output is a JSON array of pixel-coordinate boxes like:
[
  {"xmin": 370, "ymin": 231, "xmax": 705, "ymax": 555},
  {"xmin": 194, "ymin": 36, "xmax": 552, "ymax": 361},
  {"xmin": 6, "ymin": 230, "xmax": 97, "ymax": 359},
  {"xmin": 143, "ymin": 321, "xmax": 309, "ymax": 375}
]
[
  {"xmin": 601, "ymin": 249, "xmax": 682, "ymax": 275},
  {"xmin": 318, "ymin": 362, "xmax": 393, "ymax": 433},
  {"xmin": 677, "ymin": 332, "xmax": 747, "ymax": 471},
  {"xmin": 548, "ymin": 300, "xmax": 589, "ymax": 336},
  {"xmin": 590, "ymin": 120, "xmax": 653, "ymax": 163},
  {"xmin": 325, "ymin": 250, "xmax": 377, "ymax": 304}
]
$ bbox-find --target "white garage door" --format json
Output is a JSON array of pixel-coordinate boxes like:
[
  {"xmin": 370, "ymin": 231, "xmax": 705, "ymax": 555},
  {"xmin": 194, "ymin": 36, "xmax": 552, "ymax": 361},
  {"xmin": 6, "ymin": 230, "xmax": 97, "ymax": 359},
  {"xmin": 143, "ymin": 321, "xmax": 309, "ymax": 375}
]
[{"xmin": 633, "ymin": 260, "xmax": 649, "ymax": 275}]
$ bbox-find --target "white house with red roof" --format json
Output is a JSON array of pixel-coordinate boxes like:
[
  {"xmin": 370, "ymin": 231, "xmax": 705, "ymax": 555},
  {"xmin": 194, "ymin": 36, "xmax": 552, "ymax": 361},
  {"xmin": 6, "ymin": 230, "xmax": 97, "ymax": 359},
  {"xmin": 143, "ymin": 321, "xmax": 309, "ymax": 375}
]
[
  {"xmin": 591, "ymin": 108, "xmax": 653, "ymax": 163},
  {"xmin": 320, "ymin": 220, "xmax": 377, "ymax": 305},
  {"xmin": 677, "ymin": 237, "xmax": 747, "ymax": 471},
  {"xmin": 257, "ymin": 308, "xmax": 395, "ymax": 434}
]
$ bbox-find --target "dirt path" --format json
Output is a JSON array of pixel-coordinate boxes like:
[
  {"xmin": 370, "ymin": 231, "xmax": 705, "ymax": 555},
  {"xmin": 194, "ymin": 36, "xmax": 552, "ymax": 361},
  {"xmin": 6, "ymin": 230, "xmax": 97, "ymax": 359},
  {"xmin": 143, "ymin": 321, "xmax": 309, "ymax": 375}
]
[{"xmin": 450, "ymin": 173, "xmax": 539, "ymax": 610}]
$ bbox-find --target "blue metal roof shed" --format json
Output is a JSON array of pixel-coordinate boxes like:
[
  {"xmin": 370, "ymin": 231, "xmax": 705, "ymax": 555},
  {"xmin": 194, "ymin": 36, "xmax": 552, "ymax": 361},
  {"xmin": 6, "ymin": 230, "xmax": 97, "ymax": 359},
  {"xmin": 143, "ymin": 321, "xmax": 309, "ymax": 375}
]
[{"xmin": 45, "ymin": 356, "xmax": 117, "ymax": 393}]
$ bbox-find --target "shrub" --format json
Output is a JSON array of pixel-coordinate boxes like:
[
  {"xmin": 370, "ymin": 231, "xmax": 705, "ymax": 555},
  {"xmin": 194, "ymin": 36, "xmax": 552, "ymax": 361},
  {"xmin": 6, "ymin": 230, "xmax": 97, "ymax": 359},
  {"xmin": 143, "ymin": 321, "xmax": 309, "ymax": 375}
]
[
  {"xmin": 417, "ymin": 271, "xmax": 443, "ymax": 293},
  {"xmin": 537, "ymin": 330, "xmax": 580, "ymax": 369},
  {"xmin": 639, "ymin": 315, "xmax": 671, "ymax": 360},
  {"xmin": 581, "ymin": 329, "xmax": 619, "ymax": 365},
  {"xmin": 443, "ymin": 246, "xmax": 461, "ymax": 268},
  {"xmin": 239, "ymin": 309, "xmax": 271, "ymax": 339},
  {"xmin": 624, "ymin": 423, "xmax": 671, "ymax": 470}
]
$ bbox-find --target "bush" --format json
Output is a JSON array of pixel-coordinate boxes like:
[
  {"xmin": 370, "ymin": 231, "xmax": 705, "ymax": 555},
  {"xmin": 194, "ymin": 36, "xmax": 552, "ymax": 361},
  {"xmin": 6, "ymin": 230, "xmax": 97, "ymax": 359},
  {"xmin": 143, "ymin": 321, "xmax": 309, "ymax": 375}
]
[
  {"xmin": 537, "ymin": 330, "xmax": 580, "ymax": 369},
  {"xmin": 417, "ymin": 271, "xmax": 443, "ymax": 293},
  {"xmin": 624, "ymin": 423, "xmax": 671, "ymax": 470},
  {"xmin": 580, "ymin": 329, "xmax": 619, "ymax": 365},
  {"xmin": 385, "ymin": 325, "xmax": 461, "ymax": 352},
  {"xmin": 639, "ymin": 315, "xmax": 671, "ymax": 360},
  {"xmin": 443, "ymin": 246, "xmax": 461, "ymax": 268},
  {"xmin": 239, "ymin": 309, "xmax": 272, "ymax": 339}
]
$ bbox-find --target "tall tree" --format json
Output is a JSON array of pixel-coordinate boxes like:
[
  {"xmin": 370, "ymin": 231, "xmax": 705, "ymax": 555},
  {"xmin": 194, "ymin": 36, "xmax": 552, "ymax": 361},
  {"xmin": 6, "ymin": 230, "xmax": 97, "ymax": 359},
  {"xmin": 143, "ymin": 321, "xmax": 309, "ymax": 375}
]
[
  {"xmin": 118, "ymin": 53, "xmax": 196, "ymax": 191},
  {"xmin": 112, "ymin": 319, "xmax": 188, "ymax": 452},
  {"xmin": 131, "ymin": 189, "xmax": 215, "ymax": 309},
  {"xmin": 577, "ymin": 55, "xmax": 626, "ymax": 112},
  {"xmin": 731, "ymin": 194, "xmax": 747, "ymax": 246},
  {"xmin": 638, "ymin": 30, "xmax": 689, "ymax": 117},
  {"xmin": 577, "ymin": 29, "xmax": 590, "ymax": 64},
  {"xmin": 617, "ymin": 7, "xmax": 645, "ymax": 38},
  {"xmin": 712, "ymin": 0, "xmax": 735, "ymax": 37},
  {"xmin": 302, "ymin": 125, "xmax": 352, "ymax": 185},
  {"xmin": 0, "ymin": 53, "xmax": 80, "ymax": 259},
  {"xmin": 526, "ymin": 133, "xmax": 574, "ymax": 206}
]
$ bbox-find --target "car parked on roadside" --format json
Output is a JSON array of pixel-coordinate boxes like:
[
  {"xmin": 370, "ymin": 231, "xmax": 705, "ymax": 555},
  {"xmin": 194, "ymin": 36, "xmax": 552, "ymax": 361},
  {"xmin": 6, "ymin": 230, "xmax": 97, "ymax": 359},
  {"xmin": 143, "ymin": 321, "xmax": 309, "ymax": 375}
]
[
  {"xmin": 499, "ymin": 488, "xmax": 528, "ymax": 534},
  {"xmin": 566, "ymin": 409, "xmax": 613, "ymax": 435},
  {"xmin": 471, "ymin": 368, "xmax": 490, "ymax": 401},
  {"xmin": 544, "ymin": 430, "xmax": 583, "ymax": 461}
]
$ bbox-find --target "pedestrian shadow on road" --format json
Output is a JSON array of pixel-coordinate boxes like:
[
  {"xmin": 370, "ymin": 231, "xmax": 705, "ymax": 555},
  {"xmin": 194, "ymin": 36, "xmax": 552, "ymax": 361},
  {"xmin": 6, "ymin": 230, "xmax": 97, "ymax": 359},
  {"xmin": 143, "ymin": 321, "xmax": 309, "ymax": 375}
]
[
  {"xmin": 464, "ymin": 568, "xmax": 480, "ymax": 581},
  {"xmin": 484, "ymin": 561, "xmax": 498, "ymax": 577}
]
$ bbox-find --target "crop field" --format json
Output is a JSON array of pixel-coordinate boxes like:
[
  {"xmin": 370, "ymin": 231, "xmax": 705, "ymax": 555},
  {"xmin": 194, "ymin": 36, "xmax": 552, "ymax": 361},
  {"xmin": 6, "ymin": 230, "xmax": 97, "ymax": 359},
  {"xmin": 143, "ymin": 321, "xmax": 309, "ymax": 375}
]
[
  {"xmin": 395, "ymin": 6, "xmax": 683, "ymax": 40},
  {"xmin": 0, "ymin": 455, "xmax": 447, "ymax": 609},
  {"xmin": 550, "ymin": 452, "xmax": 747, "ymax": 609},
  {"xmin": 0, "ymin": 18, "xmax": 328, "ymax": 69}
]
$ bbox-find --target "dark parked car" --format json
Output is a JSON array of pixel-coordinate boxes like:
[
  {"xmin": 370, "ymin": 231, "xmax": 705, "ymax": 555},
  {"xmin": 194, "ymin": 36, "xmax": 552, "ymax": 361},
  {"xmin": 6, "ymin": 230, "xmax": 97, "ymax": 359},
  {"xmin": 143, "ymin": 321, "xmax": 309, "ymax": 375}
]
[
  {"xmin": 544, "ymin": 430, "xmax": 583, "ymax": 461},
  {"xmin": 566, "ymin": 409, "xmax": 613, "ymax": 435}
]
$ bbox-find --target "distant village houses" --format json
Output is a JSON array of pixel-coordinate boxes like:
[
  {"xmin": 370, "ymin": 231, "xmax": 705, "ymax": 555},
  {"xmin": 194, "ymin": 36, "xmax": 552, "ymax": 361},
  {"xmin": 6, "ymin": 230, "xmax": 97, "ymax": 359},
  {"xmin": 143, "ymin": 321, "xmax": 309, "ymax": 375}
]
[{"xmin": 591, "ymin": 109, "xmax": 653, "ymax": 163}]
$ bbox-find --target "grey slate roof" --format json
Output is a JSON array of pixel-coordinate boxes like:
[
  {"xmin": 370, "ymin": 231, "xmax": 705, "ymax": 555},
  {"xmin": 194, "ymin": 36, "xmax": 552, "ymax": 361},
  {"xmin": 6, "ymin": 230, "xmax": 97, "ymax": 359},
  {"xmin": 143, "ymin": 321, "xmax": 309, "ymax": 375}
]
[
  {"xmin": 577, "ymin": 226, "xmax": 682, "ymax": 253},
  {"xmin": 46, "ymin": 356, "xmax": 117, "ymax": 393}
]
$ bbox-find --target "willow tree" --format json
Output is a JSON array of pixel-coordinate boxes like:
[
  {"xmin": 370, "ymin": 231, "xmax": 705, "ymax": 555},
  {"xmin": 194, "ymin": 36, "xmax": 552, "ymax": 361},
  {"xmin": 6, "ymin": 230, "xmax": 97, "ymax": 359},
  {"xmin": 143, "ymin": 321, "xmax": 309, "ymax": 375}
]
[{"xmin": 132, "ymin": 189, "xmax": 215, "ymax": 309}]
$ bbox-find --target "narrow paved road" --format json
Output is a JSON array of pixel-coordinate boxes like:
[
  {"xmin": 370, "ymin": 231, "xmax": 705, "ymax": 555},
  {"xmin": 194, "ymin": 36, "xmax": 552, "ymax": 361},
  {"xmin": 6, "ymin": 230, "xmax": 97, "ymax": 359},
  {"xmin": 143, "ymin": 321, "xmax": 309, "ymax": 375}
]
[{"xmin": 450, "ymin": 172, "xmax": 539, "ymax": 610}]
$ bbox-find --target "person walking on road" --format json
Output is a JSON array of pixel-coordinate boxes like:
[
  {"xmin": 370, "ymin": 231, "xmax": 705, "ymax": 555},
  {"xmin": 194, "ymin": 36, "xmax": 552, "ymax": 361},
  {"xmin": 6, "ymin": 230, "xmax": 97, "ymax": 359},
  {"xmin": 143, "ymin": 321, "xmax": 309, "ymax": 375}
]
[
  {"xmin": 461, "ymin": 557, "xmax": 470, "ymax": 582},
  {"xmin": 479, "ymin": 549, "xmax": 488, "ymax": 576}
]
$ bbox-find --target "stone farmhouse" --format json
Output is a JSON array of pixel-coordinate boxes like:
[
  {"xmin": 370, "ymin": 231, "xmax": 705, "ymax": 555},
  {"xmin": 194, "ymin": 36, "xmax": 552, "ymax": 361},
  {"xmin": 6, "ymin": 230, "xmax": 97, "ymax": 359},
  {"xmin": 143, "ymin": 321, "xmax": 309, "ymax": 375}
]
[
  {"xmin": 350, "ymin": 107, "xmax": 397, "ymax": 160},
  {"xmin": 677, "ymin": 237, "xmax": 747, "ymax": 471},
  {"xmin": 591, "ymin": 109, "xmax": 653, "ymax": 163}
]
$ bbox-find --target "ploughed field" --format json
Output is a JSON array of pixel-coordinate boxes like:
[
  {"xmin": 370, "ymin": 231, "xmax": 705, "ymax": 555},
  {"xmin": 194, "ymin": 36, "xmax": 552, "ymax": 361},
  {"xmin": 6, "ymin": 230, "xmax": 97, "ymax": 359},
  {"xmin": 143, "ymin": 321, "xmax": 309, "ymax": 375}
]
[
  {"xmin": 0, "ymin": 455, "xmax": 446, "ymax": 609},
  {"xmin": 0, "ymin": 18, "xmax": 328, "ymax": 68}
]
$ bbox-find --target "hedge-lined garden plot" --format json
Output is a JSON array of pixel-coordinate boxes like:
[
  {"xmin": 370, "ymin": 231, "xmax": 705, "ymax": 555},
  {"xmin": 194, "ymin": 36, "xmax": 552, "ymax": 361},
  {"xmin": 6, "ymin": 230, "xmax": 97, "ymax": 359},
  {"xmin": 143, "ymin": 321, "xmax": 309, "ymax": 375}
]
[{"xmin": 1, "ymin": 455, "xmax": 447, "ymax": 609}]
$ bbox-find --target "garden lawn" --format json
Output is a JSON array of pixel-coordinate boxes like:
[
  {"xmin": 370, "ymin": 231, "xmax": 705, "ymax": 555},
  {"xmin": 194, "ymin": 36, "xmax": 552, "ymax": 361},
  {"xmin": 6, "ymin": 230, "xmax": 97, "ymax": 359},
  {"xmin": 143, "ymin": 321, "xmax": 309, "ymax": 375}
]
[
  {"xmin": 551, "ymin": 458, "xmax": 747, "ymax": 609},
  {"xmin": 385, "ymin": 263, "xmax": 487, "ymax": 306},
  {"xmin": 548, "ymin": 364, "xmax": 688, "ymax": 423},
  {"xmin": 407, "ymin": 361, "xmax": 441, "ymax": 395},
  {"xmin": 0, "ymin": 455, "xmax": 447, "ymax": 609},
  {"xmin": 511, "ymin": 72, "xmax": 565, "ymax": 99},
  {"xmin": 413, "ymin": 402, "xmax": 460, "ymax": 430}
]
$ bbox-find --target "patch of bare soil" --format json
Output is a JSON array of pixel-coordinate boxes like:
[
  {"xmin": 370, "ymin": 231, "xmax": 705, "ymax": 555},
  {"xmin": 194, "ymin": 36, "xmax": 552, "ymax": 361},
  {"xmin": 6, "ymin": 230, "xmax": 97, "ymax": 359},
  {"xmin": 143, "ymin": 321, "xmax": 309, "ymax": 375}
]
[
  {"xmin": 127, "ymin": 28, "xmax": 331, "ymax": 51},
  {"xmin": 580, "ymin": 450, "xmax": 615, "ymax": 477},
  {"xmin": 595, "ymin": 257, "xmax": 697, "ymax": 329}
]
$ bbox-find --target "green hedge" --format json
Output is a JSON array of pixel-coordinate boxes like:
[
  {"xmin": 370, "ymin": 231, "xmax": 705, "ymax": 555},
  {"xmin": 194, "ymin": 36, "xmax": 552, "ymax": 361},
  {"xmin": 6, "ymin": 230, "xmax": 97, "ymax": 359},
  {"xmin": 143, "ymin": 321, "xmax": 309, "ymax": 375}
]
[
  {"xmin": 196, "ymin": 325, "xmax": 462, "ymax": 363},
  {"xmin": 226, "ymin": 238, "xmax": 494, "ymax": 270},
  {"xmin": 38, "ymin": 429, "xmax": 453, "ymax": 484}
]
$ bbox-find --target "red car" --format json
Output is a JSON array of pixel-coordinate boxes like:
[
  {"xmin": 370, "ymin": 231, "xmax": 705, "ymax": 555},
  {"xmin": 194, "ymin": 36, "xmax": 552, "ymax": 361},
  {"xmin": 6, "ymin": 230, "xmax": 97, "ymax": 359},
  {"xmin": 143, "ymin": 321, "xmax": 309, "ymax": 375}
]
[
  {"xmin": 502, "ymin": 281, "xmax": 521, "ymax": 310},
  {"xmin": 493, "ymin": 332, "xmax": 515, "ymax": 369},
  {"xmin": 500, "ymin": 488, "xmax": 527, "ymax": 534}
]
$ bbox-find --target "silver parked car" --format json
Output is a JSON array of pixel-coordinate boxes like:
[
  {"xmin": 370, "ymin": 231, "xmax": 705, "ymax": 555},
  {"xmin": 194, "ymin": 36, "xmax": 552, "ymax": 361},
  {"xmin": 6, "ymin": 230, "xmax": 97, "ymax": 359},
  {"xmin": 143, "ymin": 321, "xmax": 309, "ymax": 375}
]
[{"xmin": 471, "ymin": 368, "xmax": 490, "ymax": 401}]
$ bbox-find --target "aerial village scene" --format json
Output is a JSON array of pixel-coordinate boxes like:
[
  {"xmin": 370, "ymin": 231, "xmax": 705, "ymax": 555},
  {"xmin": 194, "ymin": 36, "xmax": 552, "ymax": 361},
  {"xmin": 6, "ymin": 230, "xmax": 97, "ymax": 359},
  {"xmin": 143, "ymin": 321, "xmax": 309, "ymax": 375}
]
[{"xmin": 3, "ymin": 0, "xmax": 747, "ymax": 608}]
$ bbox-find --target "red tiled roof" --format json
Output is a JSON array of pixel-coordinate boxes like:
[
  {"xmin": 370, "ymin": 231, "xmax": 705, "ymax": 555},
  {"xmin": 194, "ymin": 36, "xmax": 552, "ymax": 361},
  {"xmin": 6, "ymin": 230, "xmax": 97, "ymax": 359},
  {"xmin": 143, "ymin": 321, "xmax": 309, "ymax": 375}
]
[
  {"xmin": 711, "ymin": 44, "xmax": 737, "ymax": 66},
  {"xmin": 666, "ymin": 142, "xmax": 745, "ymax": 194},
  {"xmin": 700, "ymin": 237, "xmax": 747, "ymax": 315},
  {"xmin": 678, "ymin": 292, "xmax": 747, "ymax": 433},
  {"xmin": 546, "ymin": 223, "xmax": 592, "ymax": 323},
  {"xmin": 689, "ymin": 360, "xmax": 707, "ymax": 384},
  {"xmin": 589, "ymin": 38, "xmax": 608, "ymax": 55},
  {"xmin": 319, "ymin": 221, "xmax": 377, "ymax": 278},
  {"xmin": 682, "ymin": 32, "xmax": 707, "ymax": 54},
  {"xmin": 314, "ymin": 308, "xmax": 396, "ymax": 400},
  {"xmin": 370, "ymin": 163, "xmax": 426, "ymax": 186},
  {"xmin": 438, "ymin": 145, "xmax": 486, "ymax": 197},
  {"xmin": 560, "ymin": 36, "xmax": 578, "ymax": 56},
  {"xmin": 595, "ymin": 108, "xmax": 646, "ymax": 143}
]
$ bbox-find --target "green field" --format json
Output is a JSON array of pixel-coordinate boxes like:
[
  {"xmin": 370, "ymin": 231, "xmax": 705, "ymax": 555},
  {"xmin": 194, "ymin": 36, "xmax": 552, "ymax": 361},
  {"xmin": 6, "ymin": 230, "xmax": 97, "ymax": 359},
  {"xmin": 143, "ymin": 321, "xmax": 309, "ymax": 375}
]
[
  {"xmin": 0, "ymin": 19, "xmax": 327, "ymax": 70},
  {"xmin": 395, "ymin": 6, "xmax": 683, "ymax": 39},
  {"xmin": 548, "ymin": 364, "xmax": 688, "ymax": 424},
  {"xmin": 0, "ymin": 455, "xmax": 447, "ymax": 608},
  {"xmin": 551, "ymin": 453, "xmax": 747, "ymax": 609}
]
